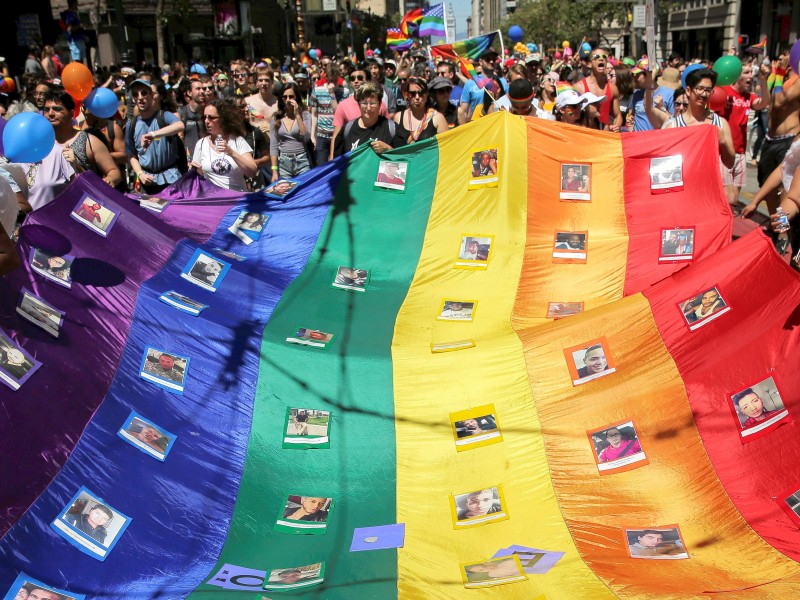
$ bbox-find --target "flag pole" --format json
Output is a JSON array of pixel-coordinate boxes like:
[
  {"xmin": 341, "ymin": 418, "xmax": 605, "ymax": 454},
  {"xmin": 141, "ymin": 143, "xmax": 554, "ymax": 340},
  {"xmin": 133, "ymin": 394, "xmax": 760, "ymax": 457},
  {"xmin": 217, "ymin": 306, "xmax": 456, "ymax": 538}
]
[{"xmin": 496, "ymin": 29, "xmax": 504, "ymax": 62}]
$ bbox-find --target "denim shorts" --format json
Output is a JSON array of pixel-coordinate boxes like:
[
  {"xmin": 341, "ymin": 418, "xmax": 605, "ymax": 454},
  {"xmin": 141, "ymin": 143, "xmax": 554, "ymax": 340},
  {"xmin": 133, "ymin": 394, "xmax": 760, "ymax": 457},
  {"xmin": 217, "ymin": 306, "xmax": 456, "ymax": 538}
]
[{"xmin": 278, "ymin": 151, "xmax": 310, "ymax": 179}]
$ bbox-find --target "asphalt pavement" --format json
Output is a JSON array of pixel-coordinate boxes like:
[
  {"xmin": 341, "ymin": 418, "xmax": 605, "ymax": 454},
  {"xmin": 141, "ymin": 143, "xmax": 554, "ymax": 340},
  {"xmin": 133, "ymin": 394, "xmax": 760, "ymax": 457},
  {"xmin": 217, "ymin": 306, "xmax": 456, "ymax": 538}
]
[{"xmin": 738, "ymin": 162, "xmax": 761, "ymax": 209}]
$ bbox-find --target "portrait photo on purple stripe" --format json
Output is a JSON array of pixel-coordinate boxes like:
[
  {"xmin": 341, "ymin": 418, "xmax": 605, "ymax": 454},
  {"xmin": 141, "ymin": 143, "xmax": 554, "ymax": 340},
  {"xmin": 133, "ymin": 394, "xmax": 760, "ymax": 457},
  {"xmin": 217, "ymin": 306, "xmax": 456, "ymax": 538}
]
[
  {"xmin": 16, "ymin": 287, "xmax": 65, "ymax": 338},
  {"xmin": 0, "ymin": 328, "xmax": 41, "ymax": 391},
  {"xmin": 69, "ymin": 193, "xmax": 120, "ymax": 237},
  {"xmin": 29, "ymin": 248, "xmax": 75, "ymax": 289},
  {"xmin": 50, "ymin": 486, "xmax": 132, "ymax": 561}
]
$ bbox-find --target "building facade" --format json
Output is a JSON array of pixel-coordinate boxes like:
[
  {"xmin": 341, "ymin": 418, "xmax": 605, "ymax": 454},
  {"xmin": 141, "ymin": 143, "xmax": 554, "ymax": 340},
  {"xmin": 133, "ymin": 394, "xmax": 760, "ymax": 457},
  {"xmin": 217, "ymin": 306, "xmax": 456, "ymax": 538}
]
[{"xmin": 665, "ymin": 0, "xmax": 799, "ymax": 60}]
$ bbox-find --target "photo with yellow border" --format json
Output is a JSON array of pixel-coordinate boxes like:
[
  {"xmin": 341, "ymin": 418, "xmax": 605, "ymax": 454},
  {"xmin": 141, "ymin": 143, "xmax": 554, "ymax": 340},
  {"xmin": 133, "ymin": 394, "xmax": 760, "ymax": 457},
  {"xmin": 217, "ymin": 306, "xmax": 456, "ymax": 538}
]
[
  {"xmin": 468, "ymin": 147, "xmax": 499, "ymax": 189},
  {"xmin": 454, "ymin": 234, "xmax": 494, "ymax": 269},
  {"xmin": 450, "ymin": 484, "xmax": 508, "ymax": 528},
  {"xmin": 450, "ymin": 404, "xmax": 502, "ymax": 451}
]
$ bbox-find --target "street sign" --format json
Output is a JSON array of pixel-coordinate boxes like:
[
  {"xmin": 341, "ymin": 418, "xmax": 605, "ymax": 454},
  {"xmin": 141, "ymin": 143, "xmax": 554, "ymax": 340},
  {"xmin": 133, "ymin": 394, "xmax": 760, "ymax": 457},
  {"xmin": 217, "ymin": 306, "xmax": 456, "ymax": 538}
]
[
  {"xmin": 632, "ymin": 5, "xmax": 645, "ymax": 28},
  {"xmin": 323, "ymin": 0, "xmax": 337, "ymax": 11}
]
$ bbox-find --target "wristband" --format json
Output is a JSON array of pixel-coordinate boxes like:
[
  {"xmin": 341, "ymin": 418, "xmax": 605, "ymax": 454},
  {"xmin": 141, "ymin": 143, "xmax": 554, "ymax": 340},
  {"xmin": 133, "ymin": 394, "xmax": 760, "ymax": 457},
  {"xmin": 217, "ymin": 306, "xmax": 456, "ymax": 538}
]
[
  {"xmin": 271, "ymin": 165, "xmax": 278, "ymax": 171},
  {"xmin": 774, "ymin": 85, "xmax": 784, "ymax": 95},
  {"xmin": 774, "ymin": 67, "xmax": 788, "ymax": 77}
]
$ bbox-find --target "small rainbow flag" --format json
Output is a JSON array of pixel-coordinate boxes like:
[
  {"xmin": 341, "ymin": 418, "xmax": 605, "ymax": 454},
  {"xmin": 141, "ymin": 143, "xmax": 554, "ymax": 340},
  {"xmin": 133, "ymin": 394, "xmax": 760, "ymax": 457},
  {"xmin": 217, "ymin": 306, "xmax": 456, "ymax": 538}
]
[
  {"xmin": 555, "ymin": 81, "xmax": 573, "ymax": 95},
  {"xmin": 746, "ymin": 37, "xmax": 767, "ymax": 54},
  {"xmin": 430, "ymin": 32, "xmax": 497, "ymax": 80},
  {"xmin": 387, "ymin": 28, "xmax": 413, "ymax": 51},
  {"xmin": 400, "ymin": 8, "xmax": 424, "ymax": 37}
]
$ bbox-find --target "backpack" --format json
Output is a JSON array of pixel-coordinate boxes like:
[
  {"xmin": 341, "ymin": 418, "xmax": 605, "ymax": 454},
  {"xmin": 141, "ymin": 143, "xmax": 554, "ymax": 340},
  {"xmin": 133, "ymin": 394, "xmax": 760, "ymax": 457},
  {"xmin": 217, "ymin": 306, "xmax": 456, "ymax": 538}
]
[{"xmin": 127, "ymin": 110, "xmax": 189, "ymax": 174}]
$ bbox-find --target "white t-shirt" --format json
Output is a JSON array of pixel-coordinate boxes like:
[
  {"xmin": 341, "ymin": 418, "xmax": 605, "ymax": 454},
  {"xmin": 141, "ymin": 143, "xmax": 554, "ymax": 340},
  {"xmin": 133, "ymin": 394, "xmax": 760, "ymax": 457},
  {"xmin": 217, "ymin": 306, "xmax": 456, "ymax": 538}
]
[
  {"xmin": 25, "ymin": 142, "xmax": 75, "ymax": 211},
  {"xmin": 192, "ymin": 135, "xmax": 254, "ymax": 192},
  {"xmin": 494, "ymin": 95, "xmax": 555, "ymax": 120}
]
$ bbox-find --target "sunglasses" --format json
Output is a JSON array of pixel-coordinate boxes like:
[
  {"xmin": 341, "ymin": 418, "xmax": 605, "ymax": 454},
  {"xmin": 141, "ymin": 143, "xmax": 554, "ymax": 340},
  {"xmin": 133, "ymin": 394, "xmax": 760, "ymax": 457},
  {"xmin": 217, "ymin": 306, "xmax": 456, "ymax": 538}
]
[
  {"xmin": 283, "ymin": 94, "xmax": 296, "ymax": 99},
  {"xmin": 408, "ymin": 90, "xmax": 426, "ymax": 97},
  {"xmin": 235, "ymin": 72, "xmax": 249, "ymax": 78},
  {"xmin": 132, "ymin": 90, "xmax": 152, "ymax": 98},
  {"xmin": 674, "ymin": 101, "xmax": 689, "ymax": 107},
  {"xmin": 591, "ymin": 53, "xmax": 608, "ymax": 60},
  {"xmin": 201, "ymin": 86, "xmax": 213, "ymax": 91},
  {"xmin": 352, "ymin": 75, "xmax": 365, "ymax": 81},
  {"xmin": 204, "ymin": 115, "xmax": 220, "ymax": 120},
  {"xmin": 398, "ymin": 78, "xmax": 408, "ymax": 82}
]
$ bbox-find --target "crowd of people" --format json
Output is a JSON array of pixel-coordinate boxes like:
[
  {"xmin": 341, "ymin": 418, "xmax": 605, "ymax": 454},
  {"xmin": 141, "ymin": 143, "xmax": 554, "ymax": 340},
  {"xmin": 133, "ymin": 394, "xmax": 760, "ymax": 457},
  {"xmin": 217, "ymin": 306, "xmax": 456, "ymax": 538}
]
[{"xmin": 0, "ymin": 36, "xmax": 798, "ymax": 273}]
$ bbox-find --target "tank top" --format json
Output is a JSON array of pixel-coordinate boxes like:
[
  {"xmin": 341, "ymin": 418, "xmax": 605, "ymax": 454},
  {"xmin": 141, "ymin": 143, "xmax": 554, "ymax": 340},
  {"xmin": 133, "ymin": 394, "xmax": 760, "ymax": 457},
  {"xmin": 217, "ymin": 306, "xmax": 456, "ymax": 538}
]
[
  {"xmin": 70, "ymin": 131, "xmax": 102, "ymax": 176},
  {"xmin": 396, "ymin": 108, "xmax": 438, "ymax": 143},
  {"xmin": 580, "ymin": 78, "xmax": 612, "ymax": 125},
  {"xmin": 672, "ymin": 113, "xmax": 722, "ymax": 128}
]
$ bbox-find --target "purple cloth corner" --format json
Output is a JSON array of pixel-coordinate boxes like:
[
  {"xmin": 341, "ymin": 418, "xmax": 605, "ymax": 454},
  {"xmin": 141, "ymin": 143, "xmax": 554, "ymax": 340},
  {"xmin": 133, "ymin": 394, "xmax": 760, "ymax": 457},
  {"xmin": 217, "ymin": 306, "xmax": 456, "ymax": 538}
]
[
  {"xmin": 140, "ymin": 171, "xmax": 253, "ymax": 243},
  {"xmin": 350, "ymin": 524, "xmax": 406, "ymax": 552},
  {"xmin": 492, "ymin": 545, "xmax": 565, "ymax": 575}
]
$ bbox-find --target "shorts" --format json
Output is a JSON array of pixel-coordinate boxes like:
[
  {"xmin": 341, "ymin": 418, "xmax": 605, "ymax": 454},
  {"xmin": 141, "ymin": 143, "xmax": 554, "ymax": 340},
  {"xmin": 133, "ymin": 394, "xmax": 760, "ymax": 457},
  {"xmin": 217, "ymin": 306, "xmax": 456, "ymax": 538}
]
[
  {"xmin": 758, "ymin": 134, "xmax": 795, "ymax": 186},
  {"xmin": 720, "ymin": 153, "xmax": 746, "ymax": 188}
]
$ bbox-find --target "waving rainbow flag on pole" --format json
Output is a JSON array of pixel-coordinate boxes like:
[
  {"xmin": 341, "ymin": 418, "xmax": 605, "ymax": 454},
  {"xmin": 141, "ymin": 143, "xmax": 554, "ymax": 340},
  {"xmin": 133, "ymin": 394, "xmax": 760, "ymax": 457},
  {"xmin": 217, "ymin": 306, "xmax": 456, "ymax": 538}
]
[
  {"xmin": 400, "ymin": 7, "xmax": 424, "ymax": 37},
  {"xmin": 419, "ymin": 4, "xmax": 446, "ymax": 38},
  {"xmin": 430, "ymin": 31, "xmax": 498, "ymax": 79},
  {"xmin": 387, "ymin": 28, "xmax": 413, "ymax": 51}
]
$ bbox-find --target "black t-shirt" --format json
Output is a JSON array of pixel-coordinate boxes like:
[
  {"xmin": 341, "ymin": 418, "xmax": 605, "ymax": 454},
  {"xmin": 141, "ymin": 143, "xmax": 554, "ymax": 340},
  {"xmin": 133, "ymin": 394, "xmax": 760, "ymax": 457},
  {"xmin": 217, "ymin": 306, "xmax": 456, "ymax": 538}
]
[
  {"xmin": 333, "ymin": 116, "xmax": 405, "ymax": 157},
  {"xmin": 243, "ymin": 123, "xmax": 269, "ymax": 160},
  {"xmin": 179, "ymin": 104, "xmax": 204, "ymax": 160}
]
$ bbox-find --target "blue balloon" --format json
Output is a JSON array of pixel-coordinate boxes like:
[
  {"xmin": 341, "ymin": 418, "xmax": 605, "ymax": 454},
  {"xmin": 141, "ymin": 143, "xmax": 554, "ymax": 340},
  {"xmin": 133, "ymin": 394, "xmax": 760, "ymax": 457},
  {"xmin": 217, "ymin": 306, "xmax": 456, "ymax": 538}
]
[
  {"xmin": 527, "ymin": 43, "xmax": 538, "ymax": 52},
  {"xmin": 309, "ymin": 49, "xmax": 318, "ymax": 60},
  {"xmin": 508, "ymin": 25, "xmax": 523, "ymax": 43},
  {"xmin": 84, "ymin": 87, "xmax": 119, "ymax": 119},
  {"xmin": 581, "ymin": 42, "xmax": 591, "ymax": 51},
  {"xmin": 2, "ymin": 112, "xmax": 55, "ymax": 163},
  {"xmin": 682, "ymin": 63, "xmax": 703, "ymax": 88}
]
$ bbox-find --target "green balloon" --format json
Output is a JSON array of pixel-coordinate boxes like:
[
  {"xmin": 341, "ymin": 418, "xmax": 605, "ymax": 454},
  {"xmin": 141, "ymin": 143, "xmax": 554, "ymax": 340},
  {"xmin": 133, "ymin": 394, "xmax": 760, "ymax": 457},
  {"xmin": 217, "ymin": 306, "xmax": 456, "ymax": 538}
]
[{"xmin": 713, "ymin": 55, "xmax": 742, "ymax": 86}]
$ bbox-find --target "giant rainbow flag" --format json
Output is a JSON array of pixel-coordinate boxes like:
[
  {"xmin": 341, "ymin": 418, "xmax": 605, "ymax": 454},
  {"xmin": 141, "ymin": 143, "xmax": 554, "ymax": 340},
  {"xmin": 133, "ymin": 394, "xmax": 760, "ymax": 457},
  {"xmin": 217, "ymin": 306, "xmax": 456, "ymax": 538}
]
[{"xmin": 2, "ymin": 112, "xmax": 800, "ymax": 599}]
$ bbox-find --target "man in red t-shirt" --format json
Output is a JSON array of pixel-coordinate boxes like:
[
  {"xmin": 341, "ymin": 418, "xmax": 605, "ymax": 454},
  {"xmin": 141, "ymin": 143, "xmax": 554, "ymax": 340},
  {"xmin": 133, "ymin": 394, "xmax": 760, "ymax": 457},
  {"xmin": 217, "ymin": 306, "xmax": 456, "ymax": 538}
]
[{"xmin": 720, "ymin": 61, "xmax": 770, "ymax": 207}]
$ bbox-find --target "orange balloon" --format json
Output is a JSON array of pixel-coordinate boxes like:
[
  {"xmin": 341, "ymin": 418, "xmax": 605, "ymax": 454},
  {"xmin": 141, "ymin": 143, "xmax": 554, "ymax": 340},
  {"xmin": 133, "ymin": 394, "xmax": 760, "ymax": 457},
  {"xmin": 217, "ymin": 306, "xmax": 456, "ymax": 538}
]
[
  {"xmin": 3, "ymin": 77, "xmax": 14, "ymax": 93},
  {"xmin": 62, "ymin": 63, "xmax": 94, "ymax": 101}
]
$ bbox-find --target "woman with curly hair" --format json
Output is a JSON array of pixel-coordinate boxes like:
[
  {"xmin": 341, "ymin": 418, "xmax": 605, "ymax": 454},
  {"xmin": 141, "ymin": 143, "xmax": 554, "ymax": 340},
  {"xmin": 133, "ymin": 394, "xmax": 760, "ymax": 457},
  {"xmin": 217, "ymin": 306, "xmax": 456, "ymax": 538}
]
[
  {"xmin": 269, "ymin": 81, "xmax": 312, "ymax": 181},
  {"xmin": 191, "ymin": 99, "xmax": 257, "ymax": 191}
]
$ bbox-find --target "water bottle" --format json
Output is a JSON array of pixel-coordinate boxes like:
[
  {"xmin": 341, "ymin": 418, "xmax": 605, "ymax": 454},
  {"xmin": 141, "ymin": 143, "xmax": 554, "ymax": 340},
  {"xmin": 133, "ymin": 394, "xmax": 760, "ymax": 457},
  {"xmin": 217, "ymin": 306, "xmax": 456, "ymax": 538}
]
[
  {"xmin": 215, "ymin": 134, "xmax": 225, "ymax": 153},
  {"xmin": 776, "ymin": 207, "xmax": 790, "ymax": 233}
]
